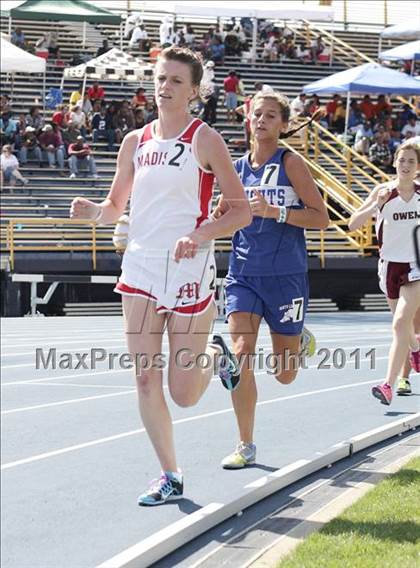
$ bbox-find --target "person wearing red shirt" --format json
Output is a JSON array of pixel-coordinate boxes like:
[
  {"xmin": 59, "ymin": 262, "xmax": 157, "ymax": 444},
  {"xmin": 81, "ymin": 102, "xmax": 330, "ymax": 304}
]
[
  {"xmin": 223, "ymin": 70, "xmax": 239, "ymax": 124},
  {"xmin": 375, "ymin": 94, "xmax": 392, "ymax": 118},
  {"xmin": 360, "ymin": 95, "xmax": 376, "ymax": 121},
  {"xmin": 68, "ymin": 136, "xmax": 98, "ymax": 178},
  {"xmin": 325, "ymin": 94, "xmax": 340, "ymax": 127},
  {"xmin": 131, "ymin": 87, "xmax": 148, "ymax": 109},
  {"xmin": 87, "ymin": 81, "xmax": 105, "ymax": 101},
  {"xmin": 52, "ymin": 104, "xmax": 69, "ymax": 129}
]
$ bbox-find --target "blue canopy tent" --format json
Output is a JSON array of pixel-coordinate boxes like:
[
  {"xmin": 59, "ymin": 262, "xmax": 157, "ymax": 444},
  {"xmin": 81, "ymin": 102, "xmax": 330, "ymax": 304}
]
[{"xmin": 302, "ymin": 62, "xmax": 420, "ymax": 137}]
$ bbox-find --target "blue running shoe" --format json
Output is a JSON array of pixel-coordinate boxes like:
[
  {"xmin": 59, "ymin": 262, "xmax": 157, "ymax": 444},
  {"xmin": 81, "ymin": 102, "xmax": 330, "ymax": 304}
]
[{"xmin": 211, "ymin": 334, "xmax": 241, "ymax": 391}]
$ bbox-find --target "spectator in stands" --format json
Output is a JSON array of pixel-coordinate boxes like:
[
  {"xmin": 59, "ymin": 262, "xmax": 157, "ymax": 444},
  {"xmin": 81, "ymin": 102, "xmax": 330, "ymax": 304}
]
[
  {"xmin": 131, "ymin": 87, "xmax": 148, "ymax": 109},
  {"xmin": 198, "ymin": 33, "xmax": 212, "ymax": 59},
  {"xmin": 347, "ymin": 99, "xmax": 363, "ymax": 133},
  {"xmin": 11, "ymin": 27, "xmax": 26, "ymax": 49},
  {"xmin": 284, "ymin": 37, "xmax": 296, "ymax": 59},
  {"xmin": 202, "ymin": 81, "xmax": 219, "ymax": 126},
  {"xmin": 87, "ymin": 81, "xmax": 105, "ymax": 102},
  {"xmin": 290, "ymin": 93, "xmax": 307, "ymax": 119},
  {"xmin": 134, "ymin": 108, "xmax": 145, "ymax": 129},
  {"xmin": 0, "ymin": 113, "xmax": 18, "ymax": 146},
  {"xmin": 69, "ymin": 85, "xmax": 83, "ymax": 108},
  {"xmin": 399, "ymin": 103, "xmax": 417, "ymax": 127},
  {"xmin": 47, "ymin": 31, "xmax": 61, "ymax": 60},
  {"xmin": 307, "ymin": 94, "xmax": 321, "ymax": 115},
  {"xmin": 368, "ymin": 131, "xmax": 393, "ymax": 172},
  {"xmin": 25, "ymin": 106, "xmax": 44, "ymax": 134},
  {"xmin": 52, "ymin": 104, "xmax": 69, "ymax": 130},
  {"xmin": 184, "ymin": 25, "xmax": 196, "ymax": 49},
  {"xmin": 14, "ymin": 113, "xmax": 28, "ymax": 148},
  {"xmin": 332, "ymin": 100, "xmax": 346, "ymax": 133},
  {"xmin": 354, "ymin": 120, "xmax": 373, "ymax": 155},
  {"xmin": 35, "ymin": 33, "xmax": 49, "ymax": 52},
  {"xmin": 115, "ymin": 101, "xmax": 135, "ymax": 139},
  {"xmin": 68, "ymin": 136, "xmax": 98, "ymax": 179},
  {"xmin": 96, "ymin": 39, "xmax": 110, "ymax": 57},
  {"xmin": 82, "ymin": 94, "xmax": 93, "ymax": 122},
  {"xmin": 224, "ymin": 70, "xmax": 239, "ymax": 124},
  {"xmin": 38, "ymin": 124, "xmax": 65, "ymax": 172},
  {"xmin": 261, "ymin": 36, "xmax": 277, "ymax": 63},
  {"xmin": 210, "ymin": 38, "xmax": 225, "ymax": 65},
  {"xmin": 296, "ymin": 42, "xmax": 311, "ymax": 63},
  {"xmin": 69, "ymin": 104, "xmax": 87, "ymax": 137},
  {"xmin": 224, "ymin": 25, "xmax": 241, "ymax": 57},
  {"xmin": 130, "ymin": 23, "xmax": 150, "ymax": 52},
  {"xmin": 91, "ymin": 106, "xmax": 115, "ymax": 151},
  {"xmin": 159, "ymin": 17, "xmax": 175, "ymax": 47},
  {"xmin": 62, "ymin": 120, "xmax": 81, "ymax": 151},
  {"xmin": 1, "ymin": 144, "xmax": 28, "ymax": 188},
  {"xmin": 325, "ymin": 94, "xmax": 341, "ymax": 127},
  {"xmin": 19, "ymin": 126, "xmax": 42, "ymax": 166},
  {"xmin": 360, "ymin": 94, "xmax": 375, "ymax": 122},
  {"xmin": 375, "ymin": 94, "xmax": 392, "ymax": 120},
  {"xmin": 144, "ymin": 100, "xmax": 158, "ymax": 123},
  {"xmin": 310, "ymin": 35, "xmax": 325, "ymax": 63},
  {"xmin": 0, "ymin": 95, "xmax": 12, "ymax": 115},
  {"xmin": 401, "ymin": 116, "xmax": 420, "ymax": 139}
]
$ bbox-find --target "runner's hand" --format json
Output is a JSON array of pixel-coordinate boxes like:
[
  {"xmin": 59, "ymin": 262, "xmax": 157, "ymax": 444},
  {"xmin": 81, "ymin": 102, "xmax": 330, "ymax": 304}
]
[
  {"xmin": 70, "ymin": 197, "xmax": 100, "ymax": 220},
  {"xmin": 212, "ymin": 195, "xmax": 231, "ymax": 219},
  {"xmin": 173, "ymin": 233, "xmax": 205, "ymax": 263},
  {"xmin": 376, "ymin": 186, "xmax": 392, "ymax": 209},
  {"xmin": 250, "ymin": 189, "xmax": 274, "ymax": 217}
]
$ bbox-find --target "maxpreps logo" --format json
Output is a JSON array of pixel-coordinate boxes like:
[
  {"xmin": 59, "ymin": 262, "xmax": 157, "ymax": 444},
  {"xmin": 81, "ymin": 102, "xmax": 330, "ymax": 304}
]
[{"xmin": 278, "ymin": 297, "xmax": 304, "ymax": 323}]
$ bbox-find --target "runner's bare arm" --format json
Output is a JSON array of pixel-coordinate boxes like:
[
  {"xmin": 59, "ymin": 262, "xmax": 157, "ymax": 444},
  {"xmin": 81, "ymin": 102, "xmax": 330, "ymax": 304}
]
[
  {"xmin": 193, "ymin": 126, "xmax": 251, "ymax": 241},
  {"xmin": 348, "ymin": 185, "xmax": 384, "ymax": 231},
  {"xmin": 70, "ymin": 131, "xmax": 137, "ymax": 223}
]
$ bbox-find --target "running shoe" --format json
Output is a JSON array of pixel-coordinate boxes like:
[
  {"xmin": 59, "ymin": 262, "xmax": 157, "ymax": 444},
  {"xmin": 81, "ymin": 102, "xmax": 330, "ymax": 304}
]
[
  {"xmin": 221, "ymin": 441, "xmax": 256, "ymax": 469},
  {"xmin": 300, "ymin": 326, "xmax": 316, "ymax": 358},
  {"xmin": 396, "ymin": 377, "xmax": 412, "ymax": 396},
  {"xmin": 211, "ymin": 334, "xmax": 241, "ymax": 391},
  {"xmin": 372, "ymin": 382, "xmax": 393, "ymax": 405},
  {"xmin": 138, "ymin": 473, "xmax": 183, "ymax": 506}
]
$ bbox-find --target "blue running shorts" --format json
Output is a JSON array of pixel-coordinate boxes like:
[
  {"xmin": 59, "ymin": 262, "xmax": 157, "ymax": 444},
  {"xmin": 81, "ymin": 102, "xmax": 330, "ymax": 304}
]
[{"xmin": 225, "ymin": 273, "xmax": 309, "ymax": 335}]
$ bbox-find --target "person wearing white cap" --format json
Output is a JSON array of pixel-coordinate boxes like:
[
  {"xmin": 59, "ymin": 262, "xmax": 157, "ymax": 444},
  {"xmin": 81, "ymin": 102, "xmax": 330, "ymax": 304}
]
[
  {"xmin": 38, "ymin": 124, "xmax": 65, "ymax": 170},
  {"xmin": 19, "ymin": 126, "xmax": 42, "ymax": 166}
]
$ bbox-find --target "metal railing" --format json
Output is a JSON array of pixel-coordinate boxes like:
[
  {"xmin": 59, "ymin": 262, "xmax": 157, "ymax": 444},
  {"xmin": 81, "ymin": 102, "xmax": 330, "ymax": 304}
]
[{"xmin": 302, "ymin": 120, "xmax": 391, "ymax": 193}]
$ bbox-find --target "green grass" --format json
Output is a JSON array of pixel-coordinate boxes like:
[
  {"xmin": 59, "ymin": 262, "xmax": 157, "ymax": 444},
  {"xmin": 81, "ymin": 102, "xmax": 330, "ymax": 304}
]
[{"xmin": 278, "ymin": 456, "xmax": 420, "ymax": 568}]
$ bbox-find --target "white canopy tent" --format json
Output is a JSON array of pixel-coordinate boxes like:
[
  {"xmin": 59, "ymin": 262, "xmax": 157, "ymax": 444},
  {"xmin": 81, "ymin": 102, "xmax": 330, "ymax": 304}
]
[
  {"xmin": 1, "ymin": 34, "xmax": 46, "ymax": 109},
  {"xmin": 378, "ymin": 22, "xmax": 420, "ymax": 55},
  {"xmin": 61, "ymin": 48, "xmax": 154, "ymax": 99}
]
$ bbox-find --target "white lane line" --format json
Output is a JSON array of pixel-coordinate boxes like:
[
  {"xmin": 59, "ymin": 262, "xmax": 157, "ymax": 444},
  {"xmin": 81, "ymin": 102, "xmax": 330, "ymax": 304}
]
[
  {"xmin": 0, "ymin": 334, "xmax": 392, "ymax": 357},
  {"xmin": 1, "ymin": 378, "xmax": 380, "ymax": 471},
  {"xmin": 1, "ymin": 348, "xmax": 390, "ymax": 388},
  {"xmin": 12, "ymin": 382, "xmax": 134, "ymax": 389},
  {"xmin": 1, "ymin": 368, "xmax": 131, "ymax": 386},
  {"xmin": 0, "ymin": 329, "xmax": 391, "ymax": 348},
  {"xmin": 1, "ymin": 356, "xmax": 395, "ymax": 415},
  {"xmin": 1, "ymin": 389, "xmax": 136, "ymax": 415}
]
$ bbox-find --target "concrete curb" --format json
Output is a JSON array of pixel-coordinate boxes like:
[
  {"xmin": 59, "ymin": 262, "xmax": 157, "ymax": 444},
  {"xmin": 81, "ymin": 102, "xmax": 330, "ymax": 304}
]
[{"xmin": 97, "ymin": 413, "xmax": 420, "ymax": 568}]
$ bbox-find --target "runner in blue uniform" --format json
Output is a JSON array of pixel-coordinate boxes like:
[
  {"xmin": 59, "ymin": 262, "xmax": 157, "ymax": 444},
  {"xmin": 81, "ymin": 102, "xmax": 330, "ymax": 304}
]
[{"xmin": 215, "ymin": 91, "xmax": 329, "ymax": 468}]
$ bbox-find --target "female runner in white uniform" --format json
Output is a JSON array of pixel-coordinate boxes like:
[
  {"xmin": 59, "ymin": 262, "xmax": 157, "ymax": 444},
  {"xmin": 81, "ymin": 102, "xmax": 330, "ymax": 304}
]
[
  {"xmin": 70, "ymin": 47, "xmax": 251, "ymax": 505},
  {"xmin": 349, "ymin": 141, "xmax": 420, "ymax": 406}
]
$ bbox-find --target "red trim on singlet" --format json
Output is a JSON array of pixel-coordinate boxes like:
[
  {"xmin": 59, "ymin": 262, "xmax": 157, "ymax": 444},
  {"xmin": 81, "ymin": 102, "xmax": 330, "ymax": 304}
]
[
  {"xmin": 114, "ymin": 282, "xmax": 157, "ymax": 300},
  {"xmin": 378, "ymin": 187, "xmax": 399, "ymax": 213},
  {"xmin": 138, "ymin": 123, "xmax": 153, "ymax": 147},
  {"xmin": 195, "ymin": 168, "xmax": 214, "ymax": 228},
  {"xmin": 156, "ymin": 293, "xmax": 214, "ymax": 315},
  {"xmin": 178, "ymin": 118, "xmax": 203, "ymax": 143}
]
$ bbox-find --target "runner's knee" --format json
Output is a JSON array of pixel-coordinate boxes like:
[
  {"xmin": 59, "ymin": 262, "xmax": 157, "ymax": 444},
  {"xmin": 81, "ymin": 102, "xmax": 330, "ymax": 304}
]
[{"xmin": 275, "ymin": 369, "xmax": 298, "ymax": 384}]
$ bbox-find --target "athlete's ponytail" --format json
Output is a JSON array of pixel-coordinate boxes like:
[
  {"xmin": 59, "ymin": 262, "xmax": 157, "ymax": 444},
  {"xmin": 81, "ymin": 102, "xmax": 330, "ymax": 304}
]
[{"xmin": 252, "ymin": 91, "xmax": 324, "ymax": 140}]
